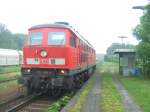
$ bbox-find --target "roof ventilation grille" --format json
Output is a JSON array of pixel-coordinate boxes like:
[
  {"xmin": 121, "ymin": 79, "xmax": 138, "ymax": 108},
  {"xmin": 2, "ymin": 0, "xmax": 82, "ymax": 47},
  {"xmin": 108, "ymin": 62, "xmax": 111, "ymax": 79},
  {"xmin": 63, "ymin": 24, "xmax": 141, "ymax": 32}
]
[{"xmin": 54, "ymin": 22, "xmax": 69, "ymax": 25}]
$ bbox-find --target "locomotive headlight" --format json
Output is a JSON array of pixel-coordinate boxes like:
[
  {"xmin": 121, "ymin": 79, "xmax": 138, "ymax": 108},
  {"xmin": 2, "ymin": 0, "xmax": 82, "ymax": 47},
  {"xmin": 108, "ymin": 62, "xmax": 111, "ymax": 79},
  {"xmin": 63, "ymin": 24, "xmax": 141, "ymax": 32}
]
[
  {"xmin": 59, "ymin": 69, "xmax": 67, "ymax": 75},
  {"xmin": 60, "ymin": 70, "xmax": 65, "ymax": 74},
  {"xmin": 40, "ymin": 50, "xmax": 47, "ymax": 57},
  {"xmin": 27, "ymin": 69, "xmax": 31, "ymax": 73},
  {"xmin": 22, "ymin": 68, "xmax": 31, "ymax": 74}
]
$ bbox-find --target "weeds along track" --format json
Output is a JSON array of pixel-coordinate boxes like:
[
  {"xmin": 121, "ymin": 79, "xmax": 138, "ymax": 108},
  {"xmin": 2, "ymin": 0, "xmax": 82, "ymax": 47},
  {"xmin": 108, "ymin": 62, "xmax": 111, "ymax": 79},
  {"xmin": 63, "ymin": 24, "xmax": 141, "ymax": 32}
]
[{"xmin": 0, "ymin": 93, "xmax": 55, "ymax": 112}]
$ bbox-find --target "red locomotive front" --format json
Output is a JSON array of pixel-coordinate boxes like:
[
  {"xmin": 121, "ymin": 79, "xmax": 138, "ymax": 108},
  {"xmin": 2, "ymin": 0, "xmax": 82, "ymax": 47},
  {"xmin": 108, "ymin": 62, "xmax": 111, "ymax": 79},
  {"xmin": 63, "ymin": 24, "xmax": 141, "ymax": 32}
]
[{"xmin": 20, "ymin": 22, "xmax": 96, "ymax": 96}]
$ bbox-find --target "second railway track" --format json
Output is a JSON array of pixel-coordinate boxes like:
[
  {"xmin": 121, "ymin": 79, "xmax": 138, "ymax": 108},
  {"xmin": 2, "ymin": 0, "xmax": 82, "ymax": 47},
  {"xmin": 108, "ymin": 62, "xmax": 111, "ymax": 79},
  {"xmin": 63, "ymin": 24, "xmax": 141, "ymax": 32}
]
[
  {"xmin": 17, "ymin": 96, "xmax": 54, "ymax": 112},
  {"xmin": 0, "ymin": 93, "xmax": 56, "ymax": 112},
  {"xmin": 0, "ymin": 78, "xmax": 17, "ymax": 84}
]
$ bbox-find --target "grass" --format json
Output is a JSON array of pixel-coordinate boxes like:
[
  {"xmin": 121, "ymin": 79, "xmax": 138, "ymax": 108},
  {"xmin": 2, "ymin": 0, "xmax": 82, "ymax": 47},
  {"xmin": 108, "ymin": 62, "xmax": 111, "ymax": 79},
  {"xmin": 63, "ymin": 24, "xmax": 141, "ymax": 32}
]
[
  {"xmin": 0, "ymin": 80, "xmax": 18, "ymax": 91},
  {"xmin": 0, "ymin": 65, "xmax": 20, "ymax": 74},
  {"xmin": 103, "ymin": 61, "xmax": 150, "ymax": 112},
  {"xmin": 101, "ymin": 62, "xmax": 119, "ymax": 72},
  {"xmin": 100, "ymin": 62, "xmax": 124, "ymax": 112},
  {"xmin": 120, "ymin": 76, "xmax": 150, "ymax": 112},
  {"xmin": 67, "ymin": 62, "xmax": 123, "ymax": 112},
  {"xmin": 0, "ymin": 65, "xmax": 20, "ymax": 82},
  {"xmin": 101, "ymin": 72, "xmax": 124, "ymax": 112},
  {"xmin": 0, "ymin": 72, "xmax": 20, "ymax": 82}
]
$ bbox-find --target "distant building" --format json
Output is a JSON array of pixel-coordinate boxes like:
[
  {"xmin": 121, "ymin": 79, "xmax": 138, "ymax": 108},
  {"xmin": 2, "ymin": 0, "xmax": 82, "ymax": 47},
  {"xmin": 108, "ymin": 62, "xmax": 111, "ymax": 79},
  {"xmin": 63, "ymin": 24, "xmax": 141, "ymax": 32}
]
[{"xmin": 0, "ymin": 48, "xmax": 22, "ymax": 65}]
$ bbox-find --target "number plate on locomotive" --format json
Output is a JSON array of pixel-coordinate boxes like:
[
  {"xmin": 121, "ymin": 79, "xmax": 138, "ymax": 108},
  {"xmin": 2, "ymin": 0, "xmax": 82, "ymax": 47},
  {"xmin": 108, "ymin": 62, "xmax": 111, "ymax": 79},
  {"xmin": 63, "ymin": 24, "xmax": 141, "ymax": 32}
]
[{"xmin": 40, "ymin": 59, "xmax": 48, "ymax": 64}]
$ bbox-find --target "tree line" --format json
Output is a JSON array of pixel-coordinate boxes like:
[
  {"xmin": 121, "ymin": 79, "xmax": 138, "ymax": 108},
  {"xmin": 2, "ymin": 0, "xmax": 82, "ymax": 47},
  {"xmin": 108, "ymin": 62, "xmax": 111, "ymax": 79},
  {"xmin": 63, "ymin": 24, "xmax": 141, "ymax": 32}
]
[
  {"xmin": 105, "ymin": 43, "xmax": 135, "ymax": 62},
  {"xmin": 0, "ymin": 23, "xmax": 27, "ymax": 50},
  {"xmin": 133, "ymin": 4, "xmax": 150, "ymax": 77}
]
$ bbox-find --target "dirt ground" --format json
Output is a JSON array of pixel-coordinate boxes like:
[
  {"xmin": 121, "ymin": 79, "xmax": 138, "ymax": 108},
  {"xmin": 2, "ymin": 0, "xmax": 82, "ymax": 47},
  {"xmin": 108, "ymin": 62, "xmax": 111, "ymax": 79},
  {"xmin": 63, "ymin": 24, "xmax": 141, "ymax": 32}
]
[
  {"xmin": 0, "ymin": 81, "xmax": 24, "ymax": 103},
  {"xmin": 81, "ymin": 73, "xmax": 101, "ymax": 112}
]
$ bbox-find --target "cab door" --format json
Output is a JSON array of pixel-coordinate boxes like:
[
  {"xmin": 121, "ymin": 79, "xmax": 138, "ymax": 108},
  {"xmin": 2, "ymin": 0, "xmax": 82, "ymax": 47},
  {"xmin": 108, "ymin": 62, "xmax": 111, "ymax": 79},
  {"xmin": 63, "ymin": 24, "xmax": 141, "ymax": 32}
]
[{"xmin": 69, "ymin": 35, "xmax": 78, "ymax": 68}]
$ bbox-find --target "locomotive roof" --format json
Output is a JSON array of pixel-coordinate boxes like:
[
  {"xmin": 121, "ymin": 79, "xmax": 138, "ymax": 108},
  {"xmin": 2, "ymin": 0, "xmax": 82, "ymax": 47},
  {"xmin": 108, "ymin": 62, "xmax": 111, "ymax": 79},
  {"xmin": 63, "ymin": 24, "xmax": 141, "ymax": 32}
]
[{"xmin": 29, "ymin": 24, "xmax": 94, "ymax": 50}]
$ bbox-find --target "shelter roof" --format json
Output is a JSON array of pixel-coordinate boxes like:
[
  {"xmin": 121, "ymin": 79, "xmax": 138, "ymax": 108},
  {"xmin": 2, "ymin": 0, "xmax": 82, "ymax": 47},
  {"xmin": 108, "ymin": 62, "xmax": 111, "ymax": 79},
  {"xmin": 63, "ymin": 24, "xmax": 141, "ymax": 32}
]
[{"xmin": 114, "ymin": 49, "xmax": 136, "ymax": 54}]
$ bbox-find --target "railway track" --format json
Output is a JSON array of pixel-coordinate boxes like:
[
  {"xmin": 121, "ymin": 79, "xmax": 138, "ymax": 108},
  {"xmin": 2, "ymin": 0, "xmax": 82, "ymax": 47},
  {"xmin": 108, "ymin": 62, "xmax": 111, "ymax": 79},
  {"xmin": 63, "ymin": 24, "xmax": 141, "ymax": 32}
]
[
  {"xmin": 6, "ymin": 95, "xmax": 36, "ymax": 112},
  {"xmin": 0, "ymin": 93, "xmax": 55, "ymax": 112},
  {"xmin": 0, "ymin": 93, "xmax": 23, "ymax": 106},
  {"xmin": 16, "ymin": 96, "xmax": 54, "ymax": 112},
  {"xmin": 0, "ymin": 94, "xmax": 32, "ymax": 112},
  {"xmin": 0, "ymin": 78, "xmax": 17, "ymax": 84}
]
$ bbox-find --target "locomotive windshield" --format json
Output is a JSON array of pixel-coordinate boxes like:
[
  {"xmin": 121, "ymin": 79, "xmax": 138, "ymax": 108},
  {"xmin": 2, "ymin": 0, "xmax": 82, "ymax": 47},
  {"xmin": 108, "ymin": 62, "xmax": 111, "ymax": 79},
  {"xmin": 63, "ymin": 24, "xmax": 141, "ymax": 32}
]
[
  {"xmin": 29, "ymin": 32, "xmax": 42, "ymax": 45},
  {"xmin": 48, "ymin": 32, "xmax": 66, "ymax": 45}
]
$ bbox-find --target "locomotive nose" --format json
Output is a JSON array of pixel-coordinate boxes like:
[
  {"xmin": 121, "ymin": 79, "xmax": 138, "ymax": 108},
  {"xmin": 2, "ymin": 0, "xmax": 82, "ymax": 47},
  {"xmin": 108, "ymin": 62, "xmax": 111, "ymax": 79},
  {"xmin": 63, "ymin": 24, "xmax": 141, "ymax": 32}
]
[{"xmin": 23, "ymin": 46, "xmax": 67, "ymax": 67}]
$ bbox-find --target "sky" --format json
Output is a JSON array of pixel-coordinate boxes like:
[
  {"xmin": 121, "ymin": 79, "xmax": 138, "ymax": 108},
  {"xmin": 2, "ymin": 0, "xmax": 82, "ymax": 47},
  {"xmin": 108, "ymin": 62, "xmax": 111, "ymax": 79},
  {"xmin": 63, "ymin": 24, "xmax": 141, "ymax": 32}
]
[{"xmin": 0, "ymin": 0, "xmax": 149, "ymax": 54}]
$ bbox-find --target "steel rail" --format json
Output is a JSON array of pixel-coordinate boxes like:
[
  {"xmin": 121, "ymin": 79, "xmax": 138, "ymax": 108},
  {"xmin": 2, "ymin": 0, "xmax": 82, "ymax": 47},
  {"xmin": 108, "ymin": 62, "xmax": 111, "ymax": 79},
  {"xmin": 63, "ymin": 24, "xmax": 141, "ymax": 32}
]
[
  {"xmin": 0, "ymin": 78, "xmax": 17, "ymax": 84},
  {"xmin": 6, "ymin": 94, "xmax": 38, "ymax": 112}
]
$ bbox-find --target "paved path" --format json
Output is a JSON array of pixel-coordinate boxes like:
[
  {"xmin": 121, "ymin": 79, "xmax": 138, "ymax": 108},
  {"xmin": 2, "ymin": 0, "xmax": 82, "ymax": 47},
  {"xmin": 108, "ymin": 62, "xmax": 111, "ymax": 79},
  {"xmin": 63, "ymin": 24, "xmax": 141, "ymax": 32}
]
[
  {"xmin": 112, "ymin": 72, "xmax": 143, "ymax": 112},
  {"xmin": 81, "ymin": 73, "xmax": 101, "ymax": 112}
]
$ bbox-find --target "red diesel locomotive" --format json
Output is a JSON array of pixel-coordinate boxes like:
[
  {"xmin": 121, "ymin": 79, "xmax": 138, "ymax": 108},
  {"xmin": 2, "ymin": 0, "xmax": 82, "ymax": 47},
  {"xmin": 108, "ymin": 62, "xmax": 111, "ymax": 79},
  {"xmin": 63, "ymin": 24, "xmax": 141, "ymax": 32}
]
[{"xmin": 20, "ymin": 22, "xmax": 96, "ymax": 95}]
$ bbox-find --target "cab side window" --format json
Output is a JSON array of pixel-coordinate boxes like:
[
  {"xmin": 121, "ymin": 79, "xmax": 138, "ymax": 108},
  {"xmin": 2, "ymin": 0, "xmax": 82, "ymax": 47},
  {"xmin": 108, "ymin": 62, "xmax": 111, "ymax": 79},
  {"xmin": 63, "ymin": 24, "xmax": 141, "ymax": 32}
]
[{"xmin": 70, "ymin": 36, "xmax": 76, "ymax": 47}]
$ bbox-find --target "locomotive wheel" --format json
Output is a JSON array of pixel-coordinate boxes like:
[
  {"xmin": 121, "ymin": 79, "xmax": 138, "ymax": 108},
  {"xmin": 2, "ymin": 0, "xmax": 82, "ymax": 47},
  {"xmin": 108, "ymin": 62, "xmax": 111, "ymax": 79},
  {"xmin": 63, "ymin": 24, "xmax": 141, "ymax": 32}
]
[
  {"xmin": 74, "ymin": 74, "xmax": 84, "ymax": 89},
  {"xmin": 51, "ymin": 87, "xmax": 62, "ymax": 97},
  {"xmin": 75, "ymin": 78, "xmax": 83, "ymax": 89}
]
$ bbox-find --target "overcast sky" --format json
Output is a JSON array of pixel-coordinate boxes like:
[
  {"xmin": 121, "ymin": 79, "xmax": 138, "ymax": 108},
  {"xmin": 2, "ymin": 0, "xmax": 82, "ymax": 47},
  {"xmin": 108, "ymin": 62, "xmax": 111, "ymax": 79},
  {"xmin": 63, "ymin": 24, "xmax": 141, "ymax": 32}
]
[{"xmin": 0, "ymin": 0, "xmax": 149, "ymax": 53}]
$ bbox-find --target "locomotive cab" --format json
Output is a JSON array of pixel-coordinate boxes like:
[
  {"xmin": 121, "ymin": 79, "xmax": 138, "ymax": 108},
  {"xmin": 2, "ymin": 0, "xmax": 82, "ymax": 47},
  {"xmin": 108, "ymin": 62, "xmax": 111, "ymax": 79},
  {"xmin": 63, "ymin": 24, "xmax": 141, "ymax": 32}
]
[{"xmin": 22, "ymin": 27, "xmax": 70, "ymax": 74}]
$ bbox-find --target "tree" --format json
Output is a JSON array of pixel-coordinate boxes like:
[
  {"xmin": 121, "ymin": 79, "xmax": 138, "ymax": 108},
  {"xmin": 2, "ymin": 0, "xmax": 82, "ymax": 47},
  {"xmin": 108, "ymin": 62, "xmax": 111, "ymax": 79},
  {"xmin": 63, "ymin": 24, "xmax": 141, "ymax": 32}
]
[
  {"xmin": 12, "ymin": 34, "xmax": 27, "ymax": 50},
  {"xmin": 105, "ymin": 43, "xmax": 135, "ymax": 62},
  {"xmin": 106, "ymin": 43, "xmax": 135, "ymax": 55},
  {"xmin": 0, "ymin": 23, "xmax": 27, "ymax": 50},
  {"xmin": 133, "ymin": 4, "xmax": 150, "ymax": 77},
  {"xmin": 0, "ymin": 24, "xmax": 12, "ymax": 49},
  {"xmin": 107, "ymin": 43, "xmax": 121, "ymax": 55}
]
